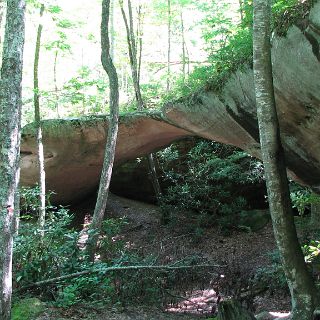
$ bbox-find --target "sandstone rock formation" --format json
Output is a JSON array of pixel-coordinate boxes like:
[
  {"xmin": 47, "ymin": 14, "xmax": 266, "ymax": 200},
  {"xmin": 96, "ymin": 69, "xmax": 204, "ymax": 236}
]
[
  {"xmin": 21, "ymin": 3, "xmax": 320, "ymax": 204},
  {"xmin": 20, "ymin": 113, "xmax": 192, "ymax": 203}
]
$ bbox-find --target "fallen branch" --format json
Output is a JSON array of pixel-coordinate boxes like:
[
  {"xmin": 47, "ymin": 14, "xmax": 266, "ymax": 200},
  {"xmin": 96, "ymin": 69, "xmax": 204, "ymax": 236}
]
[{"xmin": 18, "ymin": 263, "xmax": 225, "ymax": 291}]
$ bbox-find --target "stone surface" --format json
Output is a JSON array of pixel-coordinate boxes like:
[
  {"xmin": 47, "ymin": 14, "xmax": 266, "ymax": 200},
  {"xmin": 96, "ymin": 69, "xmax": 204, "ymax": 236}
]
[
  {"xmin": 21, "ymin": 3, "xmax": 320, "ymax": 204},
  {"xmin": 163, "ymin": 4, "xmax": 320, "ymax": 190},
  {"xmin": 20, "ymin": 113, "xmax": 192, "ymax": 204}
]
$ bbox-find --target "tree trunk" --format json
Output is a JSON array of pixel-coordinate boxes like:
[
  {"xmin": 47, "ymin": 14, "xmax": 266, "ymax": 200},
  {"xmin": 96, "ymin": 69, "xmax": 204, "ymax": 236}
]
[
  {"xmin": 167, "ymin": 0, "xmax": 171, "ymax": 92},
  {"xmin": 239, "ymin": 0, "xmax": 244, "ymax": 22},
  {"xmin": 253, "ymin": 1, "xmax": 318, "ymax": 319},
  {"xmin": 218, "ymin": 299, "xmax": 256, "ymax": 320},
  {"xmin": 180, "ymin": 10, "xmax": 186, "ymax": 84},
  {"xmin": 53, "ymin": 50, "xmax": 60, "ymax": 118},
  {"xmin": 34, "ymin": 3, "xmax": 46, "ymax": 236},
  {"xmin": 86, "ymin": 0, "xmax": 120, "ymax": 262},
  {"xmin": 136, "ymin": 4, "xmax": 143, "ymax": 83},
  {"xmin": 0, "ymin": 1, "xmax": 26, "ymax": 318},
  {"xmin": 0, "ymin": 0, "xmax": 4, "ymax": 49},
  {"xmin": 120, "ymin": 0, "xmax": 162, "ymax": 202},
  {"xmin": 119, "ymin": 0, "xmax": 143, "ymax": 108},
  {"xmin": 110, "ymin": 0, "xmax": 115, "ymax": 62}
]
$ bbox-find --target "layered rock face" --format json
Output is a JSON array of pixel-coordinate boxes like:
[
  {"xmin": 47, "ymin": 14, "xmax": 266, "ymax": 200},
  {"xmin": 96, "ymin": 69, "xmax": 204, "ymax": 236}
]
[
  {"xmin": 20, "ymin": 114, "xmax": 192, "ymax": 204},
  {"xmin": 21, "ymin": 3, "xmax": 320, "ymax": 204},
  {"xmin": 163, "ymin": 3, "xmax": 320, "ymax": 189}
]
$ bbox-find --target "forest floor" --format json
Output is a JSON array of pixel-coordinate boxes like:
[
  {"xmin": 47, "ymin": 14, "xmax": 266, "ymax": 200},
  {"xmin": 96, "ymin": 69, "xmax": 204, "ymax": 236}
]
[{"xmin": 37, "ymin": 194, "xmax": 291, "ymax": 319}]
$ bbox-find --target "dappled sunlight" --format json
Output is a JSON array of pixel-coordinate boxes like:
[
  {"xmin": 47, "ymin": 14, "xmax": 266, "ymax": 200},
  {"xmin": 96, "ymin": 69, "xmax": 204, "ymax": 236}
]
[
  {"xmin": 269, "ymin": 311, "xmax": 291, "ymax": 318},
  {"xmin": 166, "ymin": 289, "xmax": 218, "ymax": 316}
]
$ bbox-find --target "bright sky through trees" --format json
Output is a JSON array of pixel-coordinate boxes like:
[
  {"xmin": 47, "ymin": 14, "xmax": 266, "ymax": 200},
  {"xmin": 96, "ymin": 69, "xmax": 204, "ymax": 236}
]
[{"xmin": 21, "ymin": 0, "xmax": 241, "ymax": 123}]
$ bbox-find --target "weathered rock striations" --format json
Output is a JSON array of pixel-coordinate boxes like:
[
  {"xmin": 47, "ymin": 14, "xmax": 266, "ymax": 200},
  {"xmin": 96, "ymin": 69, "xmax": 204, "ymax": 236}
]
[
  {"xmin": 21, "ymin": 3, "xmax": 320, "ymax": 204},
  {"xmin": 20, "ymin": 113, "xmax": 192, "ymax": 203},
  {"xmin": 163, "ymin": 2, "xmax": 320, "ymax": 190}
]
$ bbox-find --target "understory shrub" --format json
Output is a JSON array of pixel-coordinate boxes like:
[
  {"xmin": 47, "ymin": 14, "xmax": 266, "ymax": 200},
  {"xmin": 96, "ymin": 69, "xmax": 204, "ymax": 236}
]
[
  {"xmin": 254, "ymin": 250, "xmax": 288, "ymax": 292},
  {"xmin": 158, "ymin": 139, "xmax": 264, "ymax": 231},
  {"xmin": 15, "ymin": 187, "xmax": 217, "ymax": 308}
]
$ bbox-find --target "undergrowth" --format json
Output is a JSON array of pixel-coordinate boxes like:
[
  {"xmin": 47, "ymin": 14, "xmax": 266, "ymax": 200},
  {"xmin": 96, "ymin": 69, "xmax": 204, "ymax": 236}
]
[
  {"xmin": 14, "ymin": 187, "xmax": 219, "ymax": 310},
  {"xmin": 158, "ymin": 138, "xmax": 264, "ymax": 233}
]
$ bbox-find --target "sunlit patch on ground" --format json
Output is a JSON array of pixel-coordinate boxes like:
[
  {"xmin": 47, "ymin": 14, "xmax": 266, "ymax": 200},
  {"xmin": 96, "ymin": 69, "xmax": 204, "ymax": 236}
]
[
  {"xmin": 165, "ymin": 289, "xmax": 218, "ymax": 315},
  {"xmin": 269, "ymin": 311, "xmax": 291, "ymax": 318}
]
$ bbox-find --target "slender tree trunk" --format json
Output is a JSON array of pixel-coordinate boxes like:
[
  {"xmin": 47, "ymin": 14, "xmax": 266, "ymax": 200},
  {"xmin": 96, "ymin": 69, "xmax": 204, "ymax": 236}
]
[
  {"xmin": 136, "ymin": 4, "xmax": 143, "ymax": 83},
  {"xmin": 185, "ymin": 42, "xmax": 190, "ymax": 75},
  {"xmin": 253, "ymin": 1, "xmax": 318, "ymax": 319},
  {"xmin": 119, "ymin": 0, "xmax": 162, "ymax": 202},
  {"xmin": 53, "ymin": 50, "xmax": 60, "ymax": 118},
  {"xmin": 0, "ymin": 0, "xmax": 26, "ymax": 318},
  {"xmin": 34, "ymin": 3, "xmax": 46, "ymax": 236},
  {"xmin": 0, "ymin": 0, "xmax": 4, "ymax": 49},
  {"xmin": 239, "ymin": 0, "xmax": 244, "ymax": 22},
  {"xmin": 86, "ymin": 0, "xmax": 120, "ymax": 262},
  {"xmin": 119, "ymin": 0, "xmax": 143, "ymax": 107},
  {"xmin": 180, "ymin": 9, "xmax": 186, "ymax": 84},
  {"xmin": 167, "ymin": 0, "xmax": 171, "ymax": 92},
  {"xmin": 110, "ymin": 0, "xmax": 115, "ymax": 62}
]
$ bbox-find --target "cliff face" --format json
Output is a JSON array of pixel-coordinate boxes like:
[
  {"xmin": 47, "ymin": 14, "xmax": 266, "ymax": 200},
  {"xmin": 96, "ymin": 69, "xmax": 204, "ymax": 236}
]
[
  {"xmin": 163, "ymin": 2, "xmax": 320, "ymax": 190},
  {"xmin": 21, "ymin": 3, "xmax": 320, "ymax": 204}
]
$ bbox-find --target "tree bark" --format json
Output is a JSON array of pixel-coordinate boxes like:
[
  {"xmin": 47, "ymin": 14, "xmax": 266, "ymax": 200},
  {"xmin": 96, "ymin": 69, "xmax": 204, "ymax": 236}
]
[
  {"xmin": 167, "ymin": 0, "xmax": 171, "ymax": 92},
  {"xmin": 253, "ymin": 1, "xmax": 318, "ymax": 319},
  {"xmin": 119, "ymin": 0, "xmax": 162, "ymax": 202},
  {"xmin": 0, "ymin": 0, "xmax": 26, "ymax": 318},
  {"xmin": 180, "ymin": 10, "xmax": 186, "ymax": 84},
  {"xmin": 136, "ymin": 3, "xmax": 143, "ymax": 83},
  {"xmin": 119, "ymin": 0, "xmax": 143, "ymax": 108},
  {"xmin": 110, "ymin": 0, "xmax": 115, "ymax": 62},
  {"xmin": 53, "ymin": 50, "xmax": 60, "ymax": 118},
  {"xmin": 34, "ymin": 3, "xmax": 46, "ymax": 236},
  {"xmin": 0, "ymin": 0, "xmax": 4, "ymax": 49},
  {"xmin": 238, "ymin": 0, "xmax": 244, "ymax": 22},
  {"xmin": 86, "ymin": 0, "xmax": 120, "ymax": 262}
]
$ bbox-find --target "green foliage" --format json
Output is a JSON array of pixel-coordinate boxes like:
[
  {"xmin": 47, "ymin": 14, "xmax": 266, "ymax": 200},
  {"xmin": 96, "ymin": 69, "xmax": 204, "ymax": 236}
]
[
  {"xmin": 16, "ymin": 187, "xmax": 203, "ymax": 308},
  {"xmin": 14, "ymin": 208, "xmax": 82, "ymax": 288},
  {"xmin": 14, "ymin": 204, "xmax": 128, "ymax": 306},
  {"xmin": 60, "ymin": 66, "xmax": 109, "ymax": 115},
  {"xmin": 290, "ymin": 182, "xmax": 320, "ymax": 215},
  {"xmin": 272, "ymin": 0, "xmax": 315, "ymax": 35},
  {"xmin": 11, "ymin": 298, "xmax": 45, "ymax": 320},
  {"xmin": 55, "ymin": 275, "xmax": 115, "ymax": 307},
  {"xmin": 20, "ymin": 186, "xmax": 54, "ymax": 217},
  {"xmin": 164, "ymin": 0, "xmax": 314, "ymax": 100},
  {"xmin": 303, "ymin": 240, "xmax": 320, "ymax": 264},
  {"xmin": 99, "ymin": 218, "xmax": 128, "ymax": 263},
  {"xmin": 158, "ymin": 139, "xmax": 263, "ymax": 230},
  {"xmin": 255, "ymin": 250, "xmax": 288, "ymax": 291}
]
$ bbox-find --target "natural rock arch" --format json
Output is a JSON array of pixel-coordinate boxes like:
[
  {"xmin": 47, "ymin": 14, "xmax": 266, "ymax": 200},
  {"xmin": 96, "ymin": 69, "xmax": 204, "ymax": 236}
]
[{"xmin": 20, "ymin": 3, "xmax": 320, "ymax": 204}]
